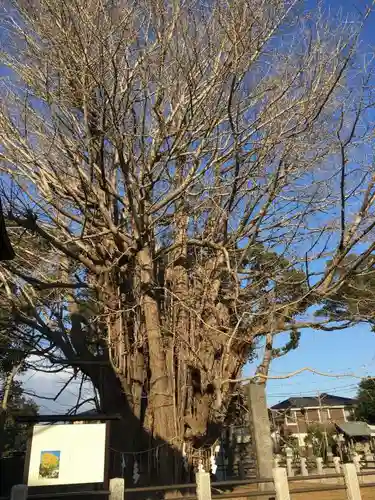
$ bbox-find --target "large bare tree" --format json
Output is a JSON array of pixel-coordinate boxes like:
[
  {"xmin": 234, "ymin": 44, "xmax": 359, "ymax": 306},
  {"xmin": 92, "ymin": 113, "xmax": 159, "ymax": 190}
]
[{"xmin": 1, "ymin": 0, "xmax": 375, "ymax": 485}]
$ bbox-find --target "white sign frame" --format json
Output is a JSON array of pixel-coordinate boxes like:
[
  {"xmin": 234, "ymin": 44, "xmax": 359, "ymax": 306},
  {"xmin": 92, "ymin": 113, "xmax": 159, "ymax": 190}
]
[{"xmin": 24, "ymin": 422, "xmax": 109, "ymax": 486}]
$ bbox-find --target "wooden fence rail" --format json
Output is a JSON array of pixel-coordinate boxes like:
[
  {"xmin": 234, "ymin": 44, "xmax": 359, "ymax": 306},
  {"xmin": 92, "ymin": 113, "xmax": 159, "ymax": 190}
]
[{"xmin": 8, "ymin": 463, "xmax": 368, "ymax": 500}]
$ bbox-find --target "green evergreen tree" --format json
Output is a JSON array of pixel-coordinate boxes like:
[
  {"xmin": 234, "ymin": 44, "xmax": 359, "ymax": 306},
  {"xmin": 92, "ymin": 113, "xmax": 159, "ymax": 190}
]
[
  {"xmin": 0, "ymin": 376, "xmax": 38, "ymax": 457},
  {"xmin": 315, "ymin": 255, "xmax": 375, "ymax": 329},
  {"xmin": 0, "ymin": 308, "xmax": 38, "ymax": 457},
  {"xmin": 355, "ymin": 378, "xmax": 375, "ymax": 425}
]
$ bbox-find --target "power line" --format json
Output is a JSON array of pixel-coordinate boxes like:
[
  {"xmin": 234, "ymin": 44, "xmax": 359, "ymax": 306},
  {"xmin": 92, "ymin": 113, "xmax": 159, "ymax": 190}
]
[{"xmin": 267, "ymin": 383, "xmax": 359, "ymax": 399}]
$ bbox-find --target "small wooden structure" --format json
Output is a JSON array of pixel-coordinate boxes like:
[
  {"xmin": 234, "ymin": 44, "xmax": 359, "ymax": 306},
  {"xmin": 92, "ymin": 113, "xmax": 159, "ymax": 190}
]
[{"xmin": 335, "ymin": 421, "xmax": 373, "ymax": 456}]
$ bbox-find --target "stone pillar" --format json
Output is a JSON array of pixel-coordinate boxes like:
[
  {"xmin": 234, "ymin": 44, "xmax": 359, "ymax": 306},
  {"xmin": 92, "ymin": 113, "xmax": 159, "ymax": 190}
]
[
  {"xmin": 109, "ymin": 478, "xmax": 125, "ymax": 500},
  {"xmin": 273, "ymin": 467, "xmax": 291, "ymax": 500},
  {"xmin": 247, "ymin": 383, "xmax": 273, "ymax": 480},
  {"xmin": 364, "ymin": 442, "xmax": 374, "ymax": 463},
  {"xmin": 333, "ymin": 456, "xmax": 341, "ymax": 474},
  {"xmin": 316, "ymin": 457, "xmax": 324, "ymax": 476},
  {"xmin": 196, "ymin": 471, "xmax": 212, "ymax": 500},
  {"xmin": 300, "ymin": 457, "xmax": 308, "ymax": 476},
  {"xmin": 352, "ymin": 453, "xmax": 361, "ymax": 474},
  {"xmin": 342, "ymin": 463, "xmax": 361, "ymax": 500},
  {"xmin": 286, "ymin": 458, "xmax": 293, "ymax": 477},
  {"xmin": 10, "ymin": 486, "xmax": 28, "ymax": 500}
]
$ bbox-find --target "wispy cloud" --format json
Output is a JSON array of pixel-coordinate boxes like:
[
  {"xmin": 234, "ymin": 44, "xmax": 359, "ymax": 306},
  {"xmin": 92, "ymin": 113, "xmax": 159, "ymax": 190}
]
[{"xmin": 18, "ymin": 356, "xmax": 96, "ymax": 415}]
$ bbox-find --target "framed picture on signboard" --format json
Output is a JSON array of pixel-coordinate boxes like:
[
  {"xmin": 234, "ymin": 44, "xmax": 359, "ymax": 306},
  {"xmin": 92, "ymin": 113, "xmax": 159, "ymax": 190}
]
[{"xmin": 24, "ymin": 422, "xmax": 109, "ymax": 487}]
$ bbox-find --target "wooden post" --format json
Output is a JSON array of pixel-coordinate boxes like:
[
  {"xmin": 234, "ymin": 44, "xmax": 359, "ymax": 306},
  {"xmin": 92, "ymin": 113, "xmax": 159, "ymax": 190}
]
[
  {"xmin": 342, "ymin": 463, "xmax": 362, "ymax": 500},
  {"xmin": 273, "ymin": 467, "xmax": 290, "ymax": 500},
  {"xmin": 10, "ymin": 485, "xmax": 28, "ymax": 500},
  {"xmin": 196, "ymin": 471, "xmax": 212, "ymax": 500},
  {"xmin": 110, "ymin": 478, "xmax": 125, "ymax": 500}
]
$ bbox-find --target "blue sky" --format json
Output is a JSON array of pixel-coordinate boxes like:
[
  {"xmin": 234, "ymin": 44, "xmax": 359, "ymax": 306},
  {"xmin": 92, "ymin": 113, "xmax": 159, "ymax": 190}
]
[
  {"xmin": 243, "ymin": 0, "xmax": 375, "ymax": 407},
  {"xmin": 245, "ymin": 324, "xmax": 375, "ymax": 406}
]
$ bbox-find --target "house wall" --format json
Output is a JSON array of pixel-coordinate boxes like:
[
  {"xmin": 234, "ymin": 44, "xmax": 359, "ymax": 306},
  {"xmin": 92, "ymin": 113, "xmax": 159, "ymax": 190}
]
[
  {"xmin": 295, "ymin": 412, "xmax": 308, "ymax": 433},
  {"xmin": 272, "ymin": 404, "xmax": 354, "ymax": 447},
  {"xmin": 330, "ymin": 408, "xmax": 346, "ymax": 421},
  {"xmin": 307, "ymin": 409, "xmax": 320, "ymax": 422}
]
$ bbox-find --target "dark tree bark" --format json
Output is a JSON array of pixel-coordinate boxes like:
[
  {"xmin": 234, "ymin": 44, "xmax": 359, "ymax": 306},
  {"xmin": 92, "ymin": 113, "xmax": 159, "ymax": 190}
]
[{"xmin": 0, "ymin": 199, "xmax": 15, "ymax": 261}]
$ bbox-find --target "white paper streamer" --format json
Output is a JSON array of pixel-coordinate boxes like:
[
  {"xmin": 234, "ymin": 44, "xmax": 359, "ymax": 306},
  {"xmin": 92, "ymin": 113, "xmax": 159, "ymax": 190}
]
[
  {"xmin": 182, "ymin": 442, "xmax": 189, "ymax": 471},
  {"xmin": 133, "ymin": 459, "xmax": 140, "ymax": 484},
  {"xmin": 210, "ymin": 453, "xmax": 217, "ymax": 475}
]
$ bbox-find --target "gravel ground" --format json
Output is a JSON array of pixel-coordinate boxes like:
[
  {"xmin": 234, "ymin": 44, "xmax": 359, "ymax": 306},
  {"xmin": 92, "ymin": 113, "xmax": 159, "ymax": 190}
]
[{"xmin": 222, "ymin": 482, "xmax": 375, "ymax": 500}]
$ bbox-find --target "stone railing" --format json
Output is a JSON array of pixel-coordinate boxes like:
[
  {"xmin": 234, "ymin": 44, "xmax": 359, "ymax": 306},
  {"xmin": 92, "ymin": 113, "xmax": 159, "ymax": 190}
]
[{"xmin": 273, "ymin": 451, "xmax": 375, "ymax": 485}]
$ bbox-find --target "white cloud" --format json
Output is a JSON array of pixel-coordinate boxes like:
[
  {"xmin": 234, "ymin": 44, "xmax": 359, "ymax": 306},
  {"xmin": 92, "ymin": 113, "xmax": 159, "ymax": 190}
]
[{"xmin": 18, "ymin": 357, "xmax": 96, "ymax": 415}]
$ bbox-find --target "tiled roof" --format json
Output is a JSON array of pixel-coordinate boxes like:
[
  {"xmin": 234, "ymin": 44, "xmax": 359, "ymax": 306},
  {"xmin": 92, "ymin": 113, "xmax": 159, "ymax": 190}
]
[
  {"xmin": 336, "ymin": 421, "xmax": 372, "ymax": 437},
  {"xmin": 271, "ymin": 393, "xmax": 357, "ymax": 410}
]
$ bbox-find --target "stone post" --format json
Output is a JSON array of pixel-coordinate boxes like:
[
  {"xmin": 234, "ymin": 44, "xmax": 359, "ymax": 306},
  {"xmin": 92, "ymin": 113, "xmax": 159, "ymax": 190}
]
[
  {"xmin": 10, "ymin": 485, "xmax": 28, "ymax": 500},
  {"xmin": 273, "ymin": 467, "xmax": 291, "ymax": 500},
  {"xmin": 352, "ymin": 453, "xmax": 361, "ymax": 474},
  {"xmin": 342, "ymin": 463, "xmax": 362, "ymax": 500},
  {"xmin": 300, "ymin": 457, "xmax": 308, "ymax": 476},
  {"xmin": 247, "ymin": 383, "xmax": 274, "ymax": 481},
  {"xmin": 333, "ymin": 456, "xmax": 341, "ymax": 474},
  {"xmin": 110, "ymin": 478, "xmax": 125, "ymax": 500},
  {"xmin": 316, "ymin": 457, "xmax": 324, "ymax": 476},
  {"xmin": 364, "ymin": 442, "xmax": 374, "ymax": 464},
  {"xmin": 196, "ymin": 471, "xmax": 212, "ymax": 500},
  {"xmin": 286, "ymin": 458, "xmax": 293, "ymax": 477}
]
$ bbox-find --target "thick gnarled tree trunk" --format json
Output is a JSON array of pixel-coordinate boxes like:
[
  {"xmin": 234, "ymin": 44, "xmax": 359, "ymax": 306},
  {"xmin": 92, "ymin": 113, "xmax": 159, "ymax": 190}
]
[{"xmin": 94, "ymin": 244, "xmax": 246, "ymax": 483}]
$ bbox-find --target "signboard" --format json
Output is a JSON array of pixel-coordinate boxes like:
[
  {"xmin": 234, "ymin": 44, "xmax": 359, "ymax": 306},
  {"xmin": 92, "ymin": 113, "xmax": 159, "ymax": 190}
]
[{"xmin": 25, "ymin": 423, "xmax": 108, "ymax": 486}]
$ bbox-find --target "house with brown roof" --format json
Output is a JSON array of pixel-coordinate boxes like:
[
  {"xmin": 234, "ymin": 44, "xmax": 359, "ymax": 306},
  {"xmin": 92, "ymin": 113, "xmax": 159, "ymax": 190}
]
[{"xmin": 270, "ymin": 393, "xmax": 357, "ymax": 447}]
